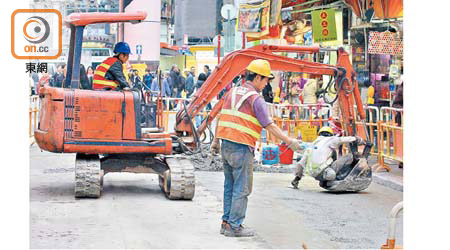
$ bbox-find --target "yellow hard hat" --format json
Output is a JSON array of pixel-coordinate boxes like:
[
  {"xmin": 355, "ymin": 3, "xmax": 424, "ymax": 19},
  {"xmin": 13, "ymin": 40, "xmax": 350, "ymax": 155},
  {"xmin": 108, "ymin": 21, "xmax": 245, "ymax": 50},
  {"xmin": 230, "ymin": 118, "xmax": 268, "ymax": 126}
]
[
  {"xmin": 246, "ymin": 59, "xmax": 274, "ymax": 79},
  {"xmin": 318, "ymin": 126, "xmax": 334, "ymax": 135}
]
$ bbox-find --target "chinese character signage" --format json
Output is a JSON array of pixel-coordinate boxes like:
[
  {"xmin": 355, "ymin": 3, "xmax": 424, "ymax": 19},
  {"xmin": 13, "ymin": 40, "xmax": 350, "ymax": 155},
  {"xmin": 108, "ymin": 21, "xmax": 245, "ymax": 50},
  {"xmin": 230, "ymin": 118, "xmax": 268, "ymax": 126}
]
[{"xmin": 311, "ymin": 8, "xmax": 337, "ymax": 43}]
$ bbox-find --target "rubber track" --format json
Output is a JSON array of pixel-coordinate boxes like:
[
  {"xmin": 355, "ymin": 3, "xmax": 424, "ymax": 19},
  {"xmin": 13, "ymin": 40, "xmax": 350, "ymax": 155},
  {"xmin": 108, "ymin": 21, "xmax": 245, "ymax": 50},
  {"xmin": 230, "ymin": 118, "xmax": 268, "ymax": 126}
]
[
  {"xmin": 75, "ymin": 154, "xmax": 102, "ymax": 198},
  {"xmin": 165, "ymin": 157, "xmax": 195, "ymax": 200}
]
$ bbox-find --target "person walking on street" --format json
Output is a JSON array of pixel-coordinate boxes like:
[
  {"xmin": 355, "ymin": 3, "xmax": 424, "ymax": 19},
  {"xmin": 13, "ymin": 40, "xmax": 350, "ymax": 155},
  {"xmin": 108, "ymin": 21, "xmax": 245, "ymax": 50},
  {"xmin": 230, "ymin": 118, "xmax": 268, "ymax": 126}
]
[
  {"xmin": 302, "ymin": 78, "xmax": 319, "ymax": 104},
  {"xmin": 178, "ymin": 69, "xmax": 187, "ymax": 98},
  {"xmin": 210, "ymin": 59, "xmax": 303, "ymax": 237},
  {"xmin": 143, "ymin": 69, "xmax": 153, "ymax": 90},
  {"xmin": 202, "ymin": 65, "xmax": 213, "ymax": 110},
  {"xmin": 262, "ymin": 82, "xmax": 273, "ymax": 103},
  {"xmin": 170, "ymin": 65, "xmax": 180, "ymax": 97},
  {"xmin": 130, "ymin": 69, "xmax": 141, "ymax": 88},
  {"xmin": 185, "ymin": 68, "xmax": 195, "ymax": 98},
  {"xmin": 194, "ymin": 73, "xmax": 208, "ymax": 127},
  {"xmin": 190, "ymin": 66, "xmax": 196, "ymax": 79},
  {"xmin": 51, "ymin": 64, "xmax": 65, "ymax": 88},
  {"xmin": 31, "ymin": 72, "xmax": 39, "ymax": 95},
  {"xmin": 86, "ymin": 66, "xmax": 94, "ymax": 88},
  {"xmin": 204, "ymin": 65, "xmax": 211, "ymax": 78},
  {"xmin": 162, "ymin": 72, "xmax": 172, "ymax": 109},
  {"xmin": 92, "ymin": 42, "xmax": 131, "ymax": 90}
]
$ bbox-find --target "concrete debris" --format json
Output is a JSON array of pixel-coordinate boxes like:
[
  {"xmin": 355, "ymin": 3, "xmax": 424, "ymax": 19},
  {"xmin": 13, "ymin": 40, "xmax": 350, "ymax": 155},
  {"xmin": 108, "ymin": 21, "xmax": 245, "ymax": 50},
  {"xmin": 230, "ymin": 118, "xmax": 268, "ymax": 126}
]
[{"xmin": 183, "ymin": 144, "xmax": 296, "ymax": 174}]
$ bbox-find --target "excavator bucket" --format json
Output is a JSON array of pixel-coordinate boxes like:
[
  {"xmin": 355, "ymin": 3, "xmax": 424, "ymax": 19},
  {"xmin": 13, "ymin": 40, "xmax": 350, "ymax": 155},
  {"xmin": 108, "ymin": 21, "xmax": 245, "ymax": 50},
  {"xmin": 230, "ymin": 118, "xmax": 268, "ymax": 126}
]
[{"xmin": 320, "ymin": 158, "xmax": 372, "ymax": 192}]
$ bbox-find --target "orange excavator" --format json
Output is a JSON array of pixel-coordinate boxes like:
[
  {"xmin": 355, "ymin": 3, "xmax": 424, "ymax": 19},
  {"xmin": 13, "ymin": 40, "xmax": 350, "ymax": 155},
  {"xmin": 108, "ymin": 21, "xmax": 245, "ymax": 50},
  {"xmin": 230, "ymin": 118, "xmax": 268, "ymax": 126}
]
[{"xmin": 35, "ymin": 12, "xmax": 372, "ymax": 199}]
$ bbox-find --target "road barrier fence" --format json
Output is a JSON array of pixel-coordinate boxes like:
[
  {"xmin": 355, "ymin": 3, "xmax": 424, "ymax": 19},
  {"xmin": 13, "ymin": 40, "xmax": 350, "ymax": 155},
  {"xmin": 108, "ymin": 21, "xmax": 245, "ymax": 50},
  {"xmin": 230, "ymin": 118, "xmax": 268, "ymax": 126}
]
[{"xmin": 29, "ymin": 94, "xmax": 403, "ymax": 171}]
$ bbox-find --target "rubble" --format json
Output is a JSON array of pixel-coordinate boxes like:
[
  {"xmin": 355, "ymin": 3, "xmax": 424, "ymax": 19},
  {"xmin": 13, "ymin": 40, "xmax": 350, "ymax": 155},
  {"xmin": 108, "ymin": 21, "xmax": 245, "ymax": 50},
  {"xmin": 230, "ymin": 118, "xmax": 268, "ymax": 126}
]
[{"xmin": 184, "ymin": 144, "xmax": 297, "ymax": 174}]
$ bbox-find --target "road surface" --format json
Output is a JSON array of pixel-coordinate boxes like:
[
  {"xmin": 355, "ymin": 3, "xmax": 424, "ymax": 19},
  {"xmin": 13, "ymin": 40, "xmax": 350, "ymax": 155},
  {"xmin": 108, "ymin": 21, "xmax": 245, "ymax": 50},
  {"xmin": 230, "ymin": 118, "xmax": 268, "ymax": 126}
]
[{"xmin": 30, "ymin": 145, "xmax": 402, "ymax": 249}]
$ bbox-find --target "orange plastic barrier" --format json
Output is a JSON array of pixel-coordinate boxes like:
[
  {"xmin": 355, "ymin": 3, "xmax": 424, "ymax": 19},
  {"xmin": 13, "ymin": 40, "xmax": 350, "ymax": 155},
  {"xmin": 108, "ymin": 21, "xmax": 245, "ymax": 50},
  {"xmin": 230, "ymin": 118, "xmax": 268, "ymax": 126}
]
[
  {"xmin": 373, "ymin": 107, "xmax": 403, "ymax": 172},
  {"xmin": 354, "ymin": 105, "xmax": 380, "ymax": 156},
  {"xmin": 158, "ymin": 97, "xmax": 209, "ymax": 133},
  {"xmin": 264, "ymin": 103, "xmax": 332, "ymax": 144}
]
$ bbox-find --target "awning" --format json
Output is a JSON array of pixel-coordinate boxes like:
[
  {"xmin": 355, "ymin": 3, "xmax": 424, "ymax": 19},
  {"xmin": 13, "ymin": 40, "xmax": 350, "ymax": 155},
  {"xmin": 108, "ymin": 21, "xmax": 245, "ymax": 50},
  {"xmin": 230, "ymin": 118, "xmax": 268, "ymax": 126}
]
[
  {"xmin": 160, "ymin": 42, "xmax": 179, "ymax": 56},
  {"xmin": 64, "ymin": 11, "xmax": 147, "ymax": 27},
  {"xmin": 344, "ymin": 0, "xmax": 403, "ymax": 19}
]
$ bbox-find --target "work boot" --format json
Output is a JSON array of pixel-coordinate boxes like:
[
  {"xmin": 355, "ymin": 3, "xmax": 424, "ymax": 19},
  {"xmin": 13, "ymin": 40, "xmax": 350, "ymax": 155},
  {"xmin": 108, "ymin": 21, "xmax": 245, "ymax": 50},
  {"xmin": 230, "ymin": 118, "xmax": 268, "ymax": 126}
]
[
  {"xmin": 291, "ymin": 176, "xmax": 301, "ymax": 189},
  {"xmin": 220, "ymin": 221, "xmax": 227, "ymax": 234},
  {"xmin": 224, "ymin": 224, "xmax": 254, "ymax": 237}
]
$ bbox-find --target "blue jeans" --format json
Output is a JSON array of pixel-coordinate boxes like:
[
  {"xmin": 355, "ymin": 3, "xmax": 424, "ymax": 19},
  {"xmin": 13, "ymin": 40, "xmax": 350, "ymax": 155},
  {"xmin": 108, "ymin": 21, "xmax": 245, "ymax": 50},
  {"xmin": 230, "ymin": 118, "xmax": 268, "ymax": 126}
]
[{"xmin": 221, "ymin": 139, "xmax": 254, "ymax": 229}]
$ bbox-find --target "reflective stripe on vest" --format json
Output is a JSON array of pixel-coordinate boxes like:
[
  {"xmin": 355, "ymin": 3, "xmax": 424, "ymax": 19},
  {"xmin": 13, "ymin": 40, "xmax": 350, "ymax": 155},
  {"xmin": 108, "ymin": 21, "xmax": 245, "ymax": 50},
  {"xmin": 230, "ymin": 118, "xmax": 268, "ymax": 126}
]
[
  {"xmin": 216, "ymin": 86, "xmax": 263, "ymax": 147},
  {"xmin": 93, "ymin": 57, "xmax": 119, "ymax": 89}
]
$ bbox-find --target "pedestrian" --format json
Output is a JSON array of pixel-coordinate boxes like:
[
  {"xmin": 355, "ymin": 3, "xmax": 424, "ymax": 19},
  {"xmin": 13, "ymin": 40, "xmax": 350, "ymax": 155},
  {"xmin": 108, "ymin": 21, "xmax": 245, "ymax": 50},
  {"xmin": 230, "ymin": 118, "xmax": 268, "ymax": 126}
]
[
  {"xmin": 210, "ymin": 59, "xmax": 302, "ymax": 237},
  {"xmin": 204, "ymin": 65, "xmax": 211, "ymax": 78},
  {"xmin": 392, "ymin": 82, "xmax": 403, "ymax": 126},
  {"xmin": 131, "ymin": 69, "xmax": 141, "ymax": 88},
  {"xmin": 86, "ymin": 66, "xmax": 94, "ymax": 88},
  {"xmin": 194, "ymin": 73, "xmax": 208, "ymax": 127},
  {"xmin": 170, "ymin": 65, "xmax": 180, "ymax": 97},
  {"xmin": 195, "ymin": 72, "xmax": 207, "ymax": 90},
  {"xmin": 51, "ymin": 64, "xmax": 65, "ymax": 88},
  {"xmin": 143, "ymin": 69, "xmax": 153, "ymax": 90},
  {"xmin": 162, "ymin": 72, "xmax": 173, "ymax": 109},
  {"xmin": 185, "ymin": 68, "xmax": 195, "ymax": 98},
  {"xmin": 178, "ymin": 69, "xmax": 187, "ymax": 98},
  {"xmin": 302, "ymin": 78, "xmax": 318, "ymax": 104},
  {"xmin": 150, "ymin": 74, "xmax": 160, "ymax": 94},
  {"xmin": 201, "ymin": 66, "xmax": 213, "ymax": 110},
  {"xmin": 92, "ymin": 42, "xmax": 131, "ymax": 90},
  {"xmin": 79, "ymin": 64, "xmax": 91, "ymax": 90},
  {"xmin": 31, "ymin": 72, "xmax": 39, "ymax": 95},
  {"xmin": 162, "ymin": 72, "xmax": 172, "ymax": 97},
  {"xmin": 190, "ymin": 66, "xmax": 196, "ymax": 79},
  {"xmin": 262, "ymin": 82, "xmax": 273, "ymax": 103}
]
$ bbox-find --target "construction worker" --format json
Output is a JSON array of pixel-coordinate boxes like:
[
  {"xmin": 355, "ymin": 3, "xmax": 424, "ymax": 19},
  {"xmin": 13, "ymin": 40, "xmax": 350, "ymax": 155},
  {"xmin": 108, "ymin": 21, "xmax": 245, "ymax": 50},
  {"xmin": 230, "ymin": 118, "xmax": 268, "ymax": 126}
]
[
  {"xmin": 92, "ymin": 42, "xmax": 131, "ymax": 90},
  {"xmin": 291, "ymin": 126, "xmax": 363, "ymax": 189},
  {"xmin": 210, "ymin": 59, "xmax": 303, "ymax": 237}
]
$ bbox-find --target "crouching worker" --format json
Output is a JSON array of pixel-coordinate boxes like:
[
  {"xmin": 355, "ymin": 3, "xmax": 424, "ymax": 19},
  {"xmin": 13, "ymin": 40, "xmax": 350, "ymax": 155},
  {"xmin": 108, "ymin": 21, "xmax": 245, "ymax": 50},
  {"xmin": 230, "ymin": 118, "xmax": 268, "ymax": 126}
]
[
  {"xmin": 291, "ymin": 126, "xmax": 363, "ymax": 189},
  {"xmin": 93, "ymin": 42, "xmax": 131, "ymax": 90}
]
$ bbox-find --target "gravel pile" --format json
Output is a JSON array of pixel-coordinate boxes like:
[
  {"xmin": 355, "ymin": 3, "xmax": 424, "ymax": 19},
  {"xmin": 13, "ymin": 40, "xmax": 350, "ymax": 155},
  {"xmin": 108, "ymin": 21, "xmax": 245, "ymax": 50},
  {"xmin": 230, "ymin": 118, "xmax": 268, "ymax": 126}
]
[
  {"xmin": 183, "ymin": 144, "xmax": 297, "ymax": 174},
  {"xmin": 182, "ymin": 145, "xmax": 224, "ymax": 171}
]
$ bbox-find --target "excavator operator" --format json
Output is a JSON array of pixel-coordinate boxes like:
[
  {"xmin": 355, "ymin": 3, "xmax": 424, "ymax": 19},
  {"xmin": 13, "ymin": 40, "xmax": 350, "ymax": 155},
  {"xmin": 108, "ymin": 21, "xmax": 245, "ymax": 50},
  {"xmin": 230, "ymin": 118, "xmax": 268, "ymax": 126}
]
[
  {"xmin": 92, "ymin": 42, "xmax": 131, "ymax": 90},
  {"xmin": 291, "ymin": 126, "xmax": 364, "ymax": 189},
  {"xmin": 210, "ymin": 59, "xmax": 303, "ymax": 237}
]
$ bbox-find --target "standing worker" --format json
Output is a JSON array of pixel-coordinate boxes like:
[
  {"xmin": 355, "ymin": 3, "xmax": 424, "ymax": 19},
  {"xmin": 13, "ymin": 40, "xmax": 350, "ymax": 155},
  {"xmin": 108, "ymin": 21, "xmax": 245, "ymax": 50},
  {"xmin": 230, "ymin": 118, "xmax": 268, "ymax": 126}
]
[
  {"xmin": 92, "ymin": 42, "xmax": 131, "ymax": 90},
  {"xmin": 210, "ymin": 59, "xmax": 303, "ymax": 237}
]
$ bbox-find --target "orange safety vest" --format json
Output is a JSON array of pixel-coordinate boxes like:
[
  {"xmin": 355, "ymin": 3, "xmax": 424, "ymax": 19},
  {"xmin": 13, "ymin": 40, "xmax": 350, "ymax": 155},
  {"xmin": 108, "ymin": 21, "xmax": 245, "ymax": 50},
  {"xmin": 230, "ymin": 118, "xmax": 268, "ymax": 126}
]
[
  {"xmin": 93, "ymin": 57, "xmax": 120, "ymax": 90},
  {"xmin": 216, "ymin": 84, "xmax": 263, "ymax": 147}
]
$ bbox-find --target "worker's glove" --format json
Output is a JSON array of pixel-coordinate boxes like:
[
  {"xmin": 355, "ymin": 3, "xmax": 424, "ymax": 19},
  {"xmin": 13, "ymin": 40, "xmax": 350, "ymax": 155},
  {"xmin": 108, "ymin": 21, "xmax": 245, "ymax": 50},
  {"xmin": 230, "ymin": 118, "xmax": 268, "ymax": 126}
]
[
  {"xmin": 288, "ymin": 138, "xmax": 303, "ymax": 152},
  {"xmin": 210, "ymin": 139, "xmax": 221, "ymax": 155}
]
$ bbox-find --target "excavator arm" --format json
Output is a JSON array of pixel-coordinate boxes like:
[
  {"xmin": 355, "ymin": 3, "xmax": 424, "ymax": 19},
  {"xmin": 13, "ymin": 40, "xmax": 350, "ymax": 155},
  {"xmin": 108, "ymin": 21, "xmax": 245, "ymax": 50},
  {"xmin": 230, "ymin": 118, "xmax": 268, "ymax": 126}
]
[{"xmin": 174, "ymin": 45, "xmax": 367, "ymax": 145}]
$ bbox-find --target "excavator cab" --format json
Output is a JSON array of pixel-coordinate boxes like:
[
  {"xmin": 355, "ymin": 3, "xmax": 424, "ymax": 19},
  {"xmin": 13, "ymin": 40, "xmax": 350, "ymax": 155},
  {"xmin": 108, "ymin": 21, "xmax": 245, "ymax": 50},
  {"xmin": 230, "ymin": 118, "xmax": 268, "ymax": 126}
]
[{"xmin": 35, "ymin": 12, "xmax": 195, "ymax": 200}]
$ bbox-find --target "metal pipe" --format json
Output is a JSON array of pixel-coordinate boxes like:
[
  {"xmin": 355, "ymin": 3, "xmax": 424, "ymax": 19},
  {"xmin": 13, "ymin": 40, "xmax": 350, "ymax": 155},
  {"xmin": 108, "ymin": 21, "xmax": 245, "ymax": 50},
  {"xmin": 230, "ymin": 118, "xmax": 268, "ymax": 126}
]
[
  {"xmin": 218, "ymin": 35, "xmax": 221, "ymax": 64},
  {"xmin": 118, "ymin": 0, "xmax": 124, "ymax": 42},
  {"xmin": 388, "ymin": 201, "xmax": 403, "ymax": 240}
]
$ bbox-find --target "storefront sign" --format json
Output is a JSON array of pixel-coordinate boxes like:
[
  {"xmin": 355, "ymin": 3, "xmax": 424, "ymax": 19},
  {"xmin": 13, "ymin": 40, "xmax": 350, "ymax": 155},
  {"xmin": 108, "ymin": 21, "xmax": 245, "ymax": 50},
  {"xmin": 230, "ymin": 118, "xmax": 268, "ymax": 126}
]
[
  {"xmin": 368, "ymin": 31, "xmax": 403, "ymax": 56},
  {"xmin": 311, "ymin": 9, "xmax": 337, "ymax": 43}
]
